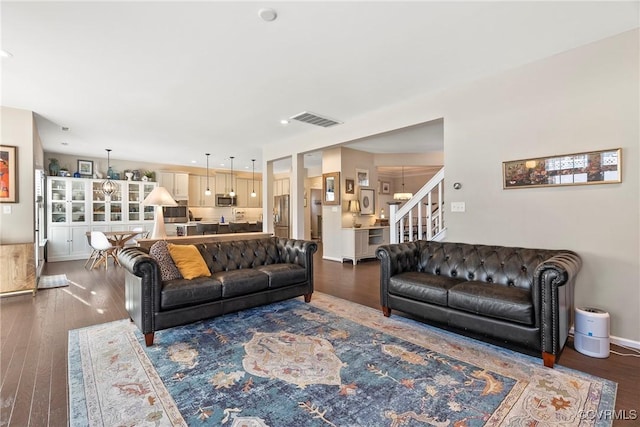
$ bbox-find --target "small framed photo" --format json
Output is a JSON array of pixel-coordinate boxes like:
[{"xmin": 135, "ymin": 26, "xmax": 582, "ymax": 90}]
[
  {"xmin": 0, "ymin": 145, "xmax": 18, "ymax": 203},
  {"xmin": 77, "ymin": 160, "xmax": 94, "ymax": 177},
  {"xmin": 381, "ymin": 181, "xmax": 391, "ymax": 194},
  {"xmin": 359, "ymin": 188, "xmax": 375, "ymax": 215},
  {"xmin": 345, "ymin": 178, "xmax": 355, "ymax": 194},
  {"xmin": 356, "ymin": 168, "xmax": 369, "ymax": 187}
]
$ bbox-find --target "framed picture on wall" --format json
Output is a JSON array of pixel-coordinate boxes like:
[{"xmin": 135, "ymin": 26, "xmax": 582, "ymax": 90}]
[
  {"xmin": 345, "ymin": 178, "xmax": 355, "ymax": 194},
  {"xmin": 322, "ymin": 172, "xmax": 340, "ymax": 205},
  {"xmin": 77, "ymin": 160, "xmax": 94, "ymax": 177},
  {"xmin": 356, "ymin": 168, "xmax": 369, "ymax": 187},
  {"xmin": 381, "ymin": 181, "xmax": 391, "ymax": 194},
  {"xmin": 0, "ymin": 145, "xmax": 18, "ymax": 203},
  {"xmin": 359, "ymin": 188, "xmax": 375, "ymax": 215},
  {"xmin": 503, "ymin": 148, "xmax": 622, "ymax": 189}
]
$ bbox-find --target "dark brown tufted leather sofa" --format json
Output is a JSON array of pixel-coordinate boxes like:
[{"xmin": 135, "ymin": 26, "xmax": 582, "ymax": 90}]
[
  {"xmin": 376, "ymin": 241, "xmax": 581, "ymax": 368},
  {"xmin": 118, "ymin": 237, "xmax": 317, "ymax": 346}
]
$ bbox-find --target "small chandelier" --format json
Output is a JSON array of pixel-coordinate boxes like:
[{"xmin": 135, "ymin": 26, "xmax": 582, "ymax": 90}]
[
  {"xmin": 101, "ymin": 149, "xmax": 118, "ymax": 196},
  {"xmin": 250, "ymin": 159, "xmax": 257, "ymax": 198},
  {"xmin": 228, "ymin": 156, "xmax": 235, "ymax": 197},
  {"xmin": 204, "ymin": 153, "xmax": 211, "ymax": 196},
  {"xmin": 393, "ymin": 166, "xmax": 413, "ymax": 201}
]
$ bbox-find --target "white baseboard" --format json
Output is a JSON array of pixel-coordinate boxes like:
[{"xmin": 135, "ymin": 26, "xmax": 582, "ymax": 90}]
[
  {"xmin": 569, "ymin": 326, "xmax": 640, "ymax": 350},
  {"xmin": 610, "ymin": 335, "xmax": 640, "ymax": 350},
  {"xmin": 322, "ymin": 256, "xmax": 344, "ymax": 263}
]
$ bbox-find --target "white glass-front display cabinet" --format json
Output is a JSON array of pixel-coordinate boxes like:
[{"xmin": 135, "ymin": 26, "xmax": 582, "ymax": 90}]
[
  {"xmin": 91, "ymin": 181, "xmax": 124, "ymax": 224},
  {"xmin": 47, "ymin": 177, "xmax": 89, "ymax": 225},
  {"xmin": 127, "ymin": 182, "xmax": 156, "ymax": 222}
]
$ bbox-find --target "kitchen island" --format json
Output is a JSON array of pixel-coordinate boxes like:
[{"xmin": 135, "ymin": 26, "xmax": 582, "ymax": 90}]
[{"xmin": 174, "ymin": 221, "xmax": 262, "ymax": 236}]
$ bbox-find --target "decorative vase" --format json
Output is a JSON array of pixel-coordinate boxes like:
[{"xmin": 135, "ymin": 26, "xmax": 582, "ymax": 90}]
[
  {"xmin": 125, "ymin": 172, "xmax": 133, "ymax": 181},
  {"xmin": 48, "ymin": 159, "xmax": 60, "ymax": 176}
]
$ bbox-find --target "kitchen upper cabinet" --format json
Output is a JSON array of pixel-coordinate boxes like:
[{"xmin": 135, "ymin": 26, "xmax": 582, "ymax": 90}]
[
  {"xmin": 247, "ymin": 179, "xmax": 261, "ymax": 208},
  {"xmin": 214, "ymin": 173, "xmax": 236, "ymax": 196},
  {"xmin": 158, "ymin": 172, "xmax": 189, "ymax": 200},
  {"xmin": 189, "ymin": 175, "xmax": 215, "ymax": 207},
  {"xmin": 273, "ymin": 178, "xmax": 290, "ymax": 196},
  {"xmin": 235, "ymin": 178, "xmax": 262, "ymax": 208}
]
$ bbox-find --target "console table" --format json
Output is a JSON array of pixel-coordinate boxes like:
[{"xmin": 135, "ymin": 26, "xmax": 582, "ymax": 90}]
[{"xmin": 341, "ymin": 226, "xmax": 390, "ymax": 265}]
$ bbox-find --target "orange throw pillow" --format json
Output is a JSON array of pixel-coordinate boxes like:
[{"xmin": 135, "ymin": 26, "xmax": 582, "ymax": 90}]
[{"xmin": 167, "ymin": 244, "xmax": 211, "ymax": 280}]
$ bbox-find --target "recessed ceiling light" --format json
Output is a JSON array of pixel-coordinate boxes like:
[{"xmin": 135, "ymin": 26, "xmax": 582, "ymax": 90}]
[
  {"xmin": 0, "ymin": 50, "xmax": 13, "ymax": 58},
  {"xmin": 259, "ymin": 8, "xmax": 277, "ymax": 22},
  {"xmin": 220, "ymin": 163, "xmax": 225, "ymax": 166},
  {"xmin": 280, "ymin": 119, "xmax": 289, "ymax": 125},
  {"xmin": 191, "ymin": 160, "xmax": 197, "ymax": 163}
]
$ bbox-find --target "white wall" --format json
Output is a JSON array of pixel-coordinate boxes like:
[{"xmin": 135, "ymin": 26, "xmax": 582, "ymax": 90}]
[
  {"xmin": 442, "ymin": 30, "xmax": 639, "ymax": 341},
  {"xmin": 0, "ymin": 107, "xmax": 37, "ymax": 244},
  {"xmin": 264, "ymin": 30, "xmax": 640, "ymax": 342}
]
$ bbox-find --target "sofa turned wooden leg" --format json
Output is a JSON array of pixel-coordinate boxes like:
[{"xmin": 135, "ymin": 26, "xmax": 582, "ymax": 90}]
[
  {"xmin": 304, "ymin": 293, "xmax": 312, "ymax": 303},
  {"xmin": 144, "ymin": 333, "xmax": 155, "ymax": 347},
  {"xmin": 542, "ymin": 352, "xmax": 555, "ymax": 368},
  {"xmin": 382, "ymin": 306, "xmax": 391, "ymax": 317}
]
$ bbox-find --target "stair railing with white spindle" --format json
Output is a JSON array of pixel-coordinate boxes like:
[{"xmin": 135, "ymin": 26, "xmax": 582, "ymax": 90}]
[{"xmin": 388, "ymin": 168, "xmax": 445, "ymax": 244}]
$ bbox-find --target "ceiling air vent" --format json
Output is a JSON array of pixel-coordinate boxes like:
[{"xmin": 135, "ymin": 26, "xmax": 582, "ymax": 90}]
[{"xmin": 290, "ymin": 111, "xmax": 343, "ymax": 128}]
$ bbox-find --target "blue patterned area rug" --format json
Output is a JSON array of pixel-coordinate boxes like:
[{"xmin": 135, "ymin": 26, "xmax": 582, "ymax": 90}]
[{"xmin": 68, "ymin": 293, "xmax": 616, "ymax": 426}]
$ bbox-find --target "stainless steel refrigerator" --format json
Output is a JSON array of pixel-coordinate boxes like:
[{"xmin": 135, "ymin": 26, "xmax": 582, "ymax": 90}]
[{"xmin": 273, "ymin": 195, "xmax": 289, "ymax": 238}]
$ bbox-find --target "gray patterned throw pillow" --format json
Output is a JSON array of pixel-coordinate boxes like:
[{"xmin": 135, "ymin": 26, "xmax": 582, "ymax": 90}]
[{"xmin": 149, "ymin": 240, "xmax": 183, "ymax": 281}]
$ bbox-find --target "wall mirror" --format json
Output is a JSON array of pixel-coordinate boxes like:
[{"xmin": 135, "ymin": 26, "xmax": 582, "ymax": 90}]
[{"xmin": 322, "ymin": 172, "xmax": 340, "ymax": 205}]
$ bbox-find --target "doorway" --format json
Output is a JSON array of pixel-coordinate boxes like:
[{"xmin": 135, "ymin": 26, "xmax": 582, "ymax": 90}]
[{"xmin": 310, "ymin": 188, "xmax": 322, "ymax": 241}]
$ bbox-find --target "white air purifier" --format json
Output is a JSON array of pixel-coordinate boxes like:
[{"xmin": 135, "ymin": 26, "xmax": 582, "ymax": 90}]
[{"xmin": 574, "ymin": 307, "xmax": 610, "ymax": 358}]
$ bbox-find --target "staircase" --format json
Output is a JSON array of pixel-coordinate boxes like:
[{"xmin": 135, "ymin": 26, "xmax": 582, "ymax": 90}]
[{"xmin": 388, "ymin": 168, "xmax": 445, "ymax": 244}]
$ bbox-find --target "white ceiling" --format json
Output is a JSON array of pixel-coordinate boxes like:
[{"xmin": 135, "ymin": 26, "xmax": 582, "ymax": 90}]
[{"xmin": 2, "ymin": 1, "xmax": 638, "ymax": 172}]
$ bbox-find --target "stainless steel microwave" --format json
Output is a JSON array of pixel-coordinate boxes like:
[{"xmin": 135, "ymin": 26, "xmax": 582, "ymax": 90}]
[
  {"xmin": 216, "ymin": 194, "xmax": 237, "ymax": 207},
  {"xmin": 163, "ymin": 200, "xmax": 189, "ymax": 223}
]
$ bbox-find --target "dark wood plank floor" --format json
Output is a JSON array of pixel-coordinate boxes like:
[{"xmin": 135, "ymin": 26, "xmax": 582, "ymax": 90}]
[{"xmin": 1, "ymin": 248, "xmax": 638, "ymax": 426}]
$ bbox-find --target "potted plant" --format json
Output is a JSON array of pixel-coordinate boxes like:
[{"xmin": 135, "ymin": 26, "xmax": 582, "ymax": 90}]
[{"xmin": 142, "ymin": 170, "xmax": 155, "ymax": 182}]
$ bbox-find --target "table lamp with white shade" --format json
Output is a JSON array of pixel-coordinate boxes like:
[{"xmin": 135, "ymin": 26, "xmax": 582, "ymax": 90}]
[
  {"xmin": 143, "ymin": 186, "xmax": 177, "ymax": 239},
  {"xmin": 348, "ymin": 199, "xmax": 360, "ymax": 228}
]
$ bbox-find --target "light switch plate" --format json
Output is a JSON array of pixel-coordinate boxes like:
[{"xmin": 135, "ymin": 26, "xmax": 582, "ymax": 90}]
[
  {"xmin": 2, "ymin": 205, "xmax": 11, "ymax": 214},
  {"xmin": 451, "ymin": 202, "xmax": 466, "ymax": 213}
]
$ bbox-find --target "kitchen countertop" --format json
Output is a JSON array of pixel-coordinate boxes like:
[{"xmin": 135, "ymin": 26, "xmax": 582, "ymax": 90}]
[{"xmin": 175, "ymin": 221, "xmax": 259, "ymax": 226}]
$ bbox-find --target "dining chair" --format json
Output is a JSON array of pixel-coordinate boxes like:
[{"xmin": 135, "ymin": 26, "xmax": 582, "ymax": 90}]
[
  {"xmin": 196, "ymin": 223, "xmax": 218, "ymax": 235},
  {"xmin": 84, "ymin": 232, "xmax": 99, "ymax": 268},
  {"xmin": 125, "ymin": 227, "xmax": 147, "ymax": 247},
  {"xmin": 88, "ymin": 231, "xmax": 119, "ymax": 270},
  {"xmin": 229, "ymin": 222, "xmax": 249, "ymax": 233}
]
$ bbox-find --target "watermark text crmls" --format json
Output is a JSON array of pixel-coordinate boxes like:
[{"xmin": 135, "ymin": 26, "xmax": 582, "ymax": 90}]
[{"xmin": 579, "ymin": 409, "xmax": 638, "ymax": 421}]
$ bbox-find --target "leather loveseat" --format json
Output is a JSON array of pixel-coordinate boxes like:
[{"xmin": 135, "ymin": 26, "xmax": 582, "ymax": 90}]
[
  {"xmin": 118, "ymin": 237, "xmax": 317, "ymax": 346},
  {"xmin": 376, "ymin": 241, "xmax": 581, "ymax": 368}
]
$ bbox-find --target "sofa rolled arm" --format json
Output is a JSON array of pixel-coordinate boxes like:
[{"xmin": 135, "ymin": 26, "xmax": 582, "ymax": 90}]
[
  {"xmin": 277, "ymin": 238, "xmax": 318, "ymax": 266},
  {"xmin": 277, "ymin": 238, "xmax": 318, "ymax": 284},
  {"xmin": 117, "ymin": 247, "xmax": 163, "ymax": 336},
  {"xmin": 376, "ymin": 242, "xmax": 420, "ymax": 309},
  {"xmin": 534, "ymin": 251, "xmax": 582, "ymax": 357},
  {"xmin": 118, "ymin": 247, "xmax": 157, "ymax": 277}
]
